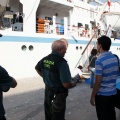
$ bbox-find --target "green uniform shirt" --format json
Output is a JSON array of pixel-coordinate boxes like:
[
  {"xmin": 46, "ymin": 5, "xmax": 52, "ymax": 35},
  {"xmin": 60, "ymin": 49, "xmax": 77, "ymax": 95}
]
[{"xmin": 35, "ymin": 51, "xmax": 72, "ymax": 91}]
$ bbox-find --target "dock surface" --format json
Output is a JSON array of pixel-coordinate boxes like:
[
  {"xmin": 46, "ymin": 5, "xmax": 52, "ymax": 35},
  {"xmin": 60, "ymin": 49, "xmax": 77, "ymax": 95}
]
[{"xmin": 3, "ymin": 77, "xmax": 120, "ymax": 120}]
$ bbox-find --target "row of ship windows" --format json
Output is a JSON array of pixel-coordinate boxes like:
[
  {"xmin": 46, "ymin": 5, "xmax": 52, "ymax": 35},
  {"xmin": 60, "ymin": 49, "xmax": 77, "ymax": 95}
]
[
  {"xmin": 117, "ymin": 48, "xmax": 120, "ymax": 50},
  {"xmin": 21, "ymin": 45, "xmax": 83, "ymax": 51},
  {"xmin": 21, "ymin": 45, "xmax": 34, "ymax": 51},
  {"xmin": 21, "ymin": 45, "xmax": 120, "ymax": 51}
]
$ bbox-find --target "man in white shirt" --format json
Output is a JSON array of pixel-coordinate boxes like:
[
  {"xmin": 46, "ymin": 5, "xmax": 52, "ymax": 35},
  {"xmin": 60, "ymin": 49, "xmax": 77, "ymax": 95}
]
[
  {"xmin": 71, "ymin": 65, "xmax": 87, "ymax": 83},
  {"xmin": 106, "ymin": 24, "xmax": 116, "ymax": 38}
]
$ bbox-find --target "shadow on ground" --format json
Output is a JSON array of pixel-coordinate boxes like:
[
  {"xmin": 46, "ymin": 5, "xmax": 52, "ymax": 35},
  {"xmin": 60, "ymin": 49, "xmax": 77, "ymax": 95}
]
[{"xmin": 3, "ymin": 80, "xmax": 120, "ymax": 120}]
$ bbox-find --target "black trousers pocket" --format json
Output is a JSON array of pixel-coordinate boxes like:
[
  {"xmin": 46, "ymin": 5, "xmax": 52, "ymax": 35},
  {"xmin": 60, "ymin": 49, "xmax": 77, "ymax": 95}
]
[{"xmin": 52, "ymin": 92, "xmax": 67, "ymax": 112}]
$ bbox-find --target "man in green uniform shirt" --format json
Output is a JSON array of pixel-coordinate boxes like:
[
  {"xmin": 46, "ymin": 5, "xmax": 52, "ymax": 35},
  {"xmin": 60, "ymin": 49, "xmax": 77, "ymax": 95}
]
[{"xmin": 35, "ymin": 40, "xmax": 76, "ymax": 120}]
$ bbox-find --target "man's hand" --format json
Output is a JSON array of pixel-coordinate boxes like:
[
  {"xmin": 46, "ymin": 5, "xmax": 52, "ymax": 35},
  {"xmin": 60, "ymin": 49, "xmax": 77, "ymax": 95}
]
[
  {"xmin": 90, "ymin": 96, "xmax": 95, "ymax": 106},
  {"xmin": 63, "ymin": 81, "xmax": 76, "ymax": 89},
  {"xmin": 11, "ymin": 77, "xmax": 17, "ymax": 88},
  {"xmin": 90, "ymin": 75, "xmax": 102, "ymax": 106}
]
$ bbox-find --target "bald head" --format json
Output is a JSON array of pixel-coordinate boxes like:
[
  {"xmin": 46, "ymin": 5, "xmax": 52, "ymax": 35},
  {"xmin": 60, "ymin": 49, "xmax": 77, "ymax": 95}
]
[
  {"xmin": 60, "ymin": 38, "xmax": 68, "ymax": 48},
  {"xmin": 52, "ymin": 40, "xmax": 66, "ymax": 57},
  {"xmin": 52, "ymin": 40, "xmax": 65, "ymax": 51}
]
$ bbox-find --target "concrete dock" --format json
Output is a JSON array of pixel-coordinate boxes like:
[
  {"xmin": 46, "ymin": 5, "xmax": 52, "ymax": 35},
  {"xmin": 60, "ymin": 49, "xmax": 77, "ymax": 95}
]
[{"xmin": 3, "ymin": 77, "xmax": 120, "ymax": 120}]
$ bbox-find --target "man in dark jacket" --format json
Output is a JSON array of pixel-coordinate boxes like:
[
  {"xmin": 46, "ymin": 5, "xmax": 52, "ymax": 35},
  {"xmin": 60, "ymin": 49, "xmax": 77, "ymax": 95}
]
[
  {"xmin": 35, "ymin": 40, "xmax": 76, "ymax": 120},
  {"xmin": 0, "ymin": 66, "xmax": 17, "ymax": 120}
]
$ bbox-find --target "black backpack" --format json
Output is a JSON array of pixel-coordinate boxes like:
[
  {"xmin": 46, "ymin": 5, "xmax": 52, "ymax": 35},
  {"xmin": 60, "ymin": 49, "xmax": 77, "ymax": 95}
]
[
  {"xmin": 114, "ymin": 54, "xmax": 120, "ymax": 72},
  {"xmin": 113, "ymin": 54, "xmax": 120, "ymax": 109}
]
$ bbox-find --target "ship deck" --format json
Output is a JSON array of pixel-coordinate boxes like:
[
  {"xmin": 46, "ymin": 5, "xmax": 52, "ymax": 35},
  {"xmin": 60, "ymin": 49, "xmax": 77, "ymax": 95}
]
[{"xmin": 3, "ymin": 77, "xmax": 120, "ymax": 120}]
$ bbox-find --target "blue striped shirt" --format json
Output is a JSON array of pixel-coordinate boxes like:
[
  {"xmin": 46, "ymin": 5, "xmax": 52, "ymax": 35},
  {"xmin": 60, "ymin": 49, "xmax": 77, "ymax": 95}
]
[{"xmin": 95, "ymin": 52, "xmax": 118, "ymax": 96}]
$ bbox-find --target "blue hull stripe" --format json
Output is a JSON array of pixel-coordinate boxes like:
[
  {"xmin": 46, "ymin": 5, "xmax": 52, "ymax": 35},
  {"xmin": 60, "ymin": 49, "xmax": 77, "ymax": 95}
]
[
  {"xmin": 0, "ymin": 35, "xmax": 95, "ymax": 44},
  {"xmin": 0, "ymin": 35, "xmax": 120, "ymax": 46}
]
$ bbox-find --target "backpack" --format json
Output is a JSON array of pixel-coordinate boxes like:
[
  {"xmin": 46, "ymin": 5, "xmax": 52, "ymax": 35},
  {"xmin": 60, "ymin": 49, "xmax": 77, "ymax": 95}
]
[
  {"xmin": 114, "ymin": 54, "xmax": 120, "ymax": 72},
  {"xmin": 114, "ymin": 54, "xmax": 120, "ymax": 109}
]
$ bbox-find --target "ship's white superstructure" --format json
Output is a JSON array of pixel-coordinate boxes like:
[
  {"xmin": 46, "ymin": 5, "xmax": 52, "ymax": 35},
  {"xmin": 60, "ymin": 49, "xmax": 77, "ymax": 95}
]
[{"xmin": 0, "ymin": 0, "xmax": 120, "ymax": 79}]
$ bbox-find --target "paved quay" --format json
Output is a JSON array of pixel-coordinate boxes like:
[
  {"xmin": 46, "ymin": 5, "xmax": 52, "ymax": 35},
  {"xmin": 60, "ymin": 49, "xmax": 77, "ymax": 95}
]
[{"xmin": 3, "ymin": 77, "xmax": 120, "ymax": 120}]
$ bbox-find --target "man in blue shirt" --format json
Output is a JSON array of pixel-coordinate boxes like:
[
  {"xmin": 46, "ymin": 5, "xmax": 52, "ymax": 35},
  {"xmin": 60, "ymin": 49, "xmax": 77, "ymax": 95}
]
[
  {"xmin": 35, "ymin": 40, "xmax": 76, "ymax": 120},
  {"xmin": 0, "ymin": 66, "xmax": 17, "ymax": 120},
  {"xmin": 90, "ymin": 36, "xmax": 119, "ymax": 120}
]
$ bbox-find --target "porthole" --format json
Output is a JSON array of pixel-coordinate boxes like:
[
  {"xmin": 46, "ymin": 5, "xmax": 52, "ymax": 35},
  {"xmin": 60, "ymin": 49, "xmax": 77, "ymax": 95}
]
[
  {"xmin": 29, "ymin": 45, "xmax": 34, "ymax": 51},
  {"xmin": 117, "ymin": 48, "xmax": 118, "ymax": 50},
  {"xmin": 21, "ymin": 45, "xmax": 27, "ymax": 51},
  {"xmin": 119, "ymin": 48, "xmax": 120, "ymax": 50},
  {"xmin": 80, "ymin": 46, "xmax": 82, "ymax": 49},
  {"xmin": 76, "ymin": 46, "xmax": 78, "ymax": 50}
]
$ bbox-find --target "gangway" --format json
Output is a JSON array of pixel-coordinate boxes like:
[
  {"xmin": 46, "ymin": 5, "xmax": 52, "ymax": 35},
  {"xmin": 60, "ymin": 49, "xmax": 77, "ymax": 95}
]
[{"xmin": 74, "ymin": 32, "xmax": 97, "ymax": 77}]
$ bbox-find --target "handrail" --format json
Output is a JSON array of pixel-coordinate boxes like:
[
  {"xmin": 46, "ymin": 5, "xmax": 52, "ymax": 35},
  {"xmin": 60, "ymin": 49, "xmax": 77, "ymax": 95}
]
[
  {"xmin": 75, "ymin": 32, "xmax": 96, "ymax": 68},
  {"xmin": 101, "ymin": 11, "xmax": 120, "ymax": 37},
  {"xmin": 81, "ymin": 33, "xmax": 96, "ymax": 55},
  {"xmin": 113, "ymin": 16, "xmax": 120, "ymax": 28},
  {"xmin": 106, "ymin": 25, "xmax": 110, "ymax": 36},
  {"xmin": 99, "ymin": 2, "xmax": 107, "ymax": 20}
]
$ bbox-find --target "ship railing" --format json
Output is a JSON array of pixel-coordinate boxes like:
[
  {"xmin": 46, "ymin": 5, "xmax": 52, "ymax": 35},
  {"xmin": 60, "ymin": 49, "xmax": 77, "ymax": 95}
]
[
  {"xmin": 1, "ymin": 20, "xmax": 95, "ymax": 38},
  {"xmin": 75, "ymin": 32, "xmax": 97, "ymax": 72},
  {"xmin": 0, "ymin": 22, "xmax": 23, "ymax": 31},
  {"xmin": 55, "ymin": 23, "xmax": 95, "ymax": 38},
  {"xmin": 12, "ymin": 23, "xmax": 23, "ymax": 31},
  {"xmin": 67, "ymin": 25, "xmax": 94, "ymax": 38},
  {"xmin": 37, "ymin": 22, "xmax": 95, "ymax": 38}
]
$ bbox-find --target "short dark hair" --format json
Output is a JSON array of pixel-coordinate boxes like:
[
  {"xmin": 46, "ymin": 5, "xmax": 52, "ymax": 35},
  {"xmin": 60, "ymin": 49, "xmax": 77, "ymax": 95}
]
[
  {"xmin": 97, "ymin": 35, "xmax": 111, "ymax": 51},
  {"xmin": 91, "ymin": 49, "xmax": 97, "ymax": 56}
]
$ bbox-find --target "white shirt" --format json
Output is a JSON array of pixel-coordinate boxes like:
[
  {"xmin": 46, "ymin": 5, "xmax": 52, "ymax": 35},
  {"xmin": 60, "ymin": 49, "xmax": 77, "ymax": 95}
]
[
  {"xmin": 106, "ymin": 26, "xmax": 112, "ymax": 37},
  {"xmin": 71, "ymin": 68, "xmax": 82, "ymax": 78}
]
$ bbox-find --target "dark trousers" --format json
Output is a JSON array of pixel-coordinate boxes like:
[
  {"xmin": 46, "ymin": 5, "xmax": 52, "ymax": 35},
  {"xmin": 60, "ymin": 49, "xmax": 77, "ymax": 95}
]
[
  {"xmin": 98, "ymin": 29, "xmax": 101, "ymax": 35},
  {"xmin": 95, "ymin": 95, "xmax": 116, "ymax": 120},
  {"xmin": 44, "ymin": 87, "xmax": 67, "ymax": 120},
  {"xmin": 0, "ymin": 116, "xmax": 6, "ymax": 120},
  {"xmin": 114, "ymin": 89, "xmax": 120, "ymax": 109}
]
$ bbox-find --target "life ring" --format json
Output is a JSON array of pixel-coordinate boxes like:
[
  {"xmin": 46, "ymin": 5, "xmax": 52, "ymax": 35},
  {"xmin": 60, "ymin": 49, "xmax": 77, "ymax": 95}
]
[
  {"xmin": 37, "ymin": 23, "xmax": 44, "ymax": 27},
  {"xmin": 36, "ymin": 24, "xmax": 44, "ymax": 29},
  {"xmin": 37, "ymin": 18, "xmax": 45, "ymax": 24},
  {"xmin": 36, "ymin": 28, "xmax": 44, "ymax": 33}
]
